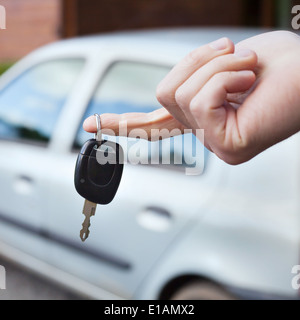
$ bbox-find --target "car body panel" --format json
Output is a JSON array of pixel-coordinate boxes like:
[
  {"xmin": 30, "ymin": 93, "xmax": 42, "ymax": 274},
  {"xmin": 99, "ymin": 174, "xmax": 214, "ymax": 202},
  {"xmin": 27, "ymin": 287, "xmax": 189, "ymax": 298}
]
[{"xmin": 135, "ymin": 133, "xmax": 300, "ymax": 299}]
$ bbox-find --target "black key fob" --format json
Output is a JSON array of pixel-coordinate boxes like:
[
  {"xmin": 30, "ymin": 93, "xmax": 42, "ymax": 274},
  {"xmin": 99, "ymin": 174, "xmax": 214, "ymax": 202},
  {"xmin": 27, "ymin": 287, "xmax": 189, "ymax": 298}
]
[{"xmin": 74, "ymin": 139, "xmax": 124, "ymax": 205}]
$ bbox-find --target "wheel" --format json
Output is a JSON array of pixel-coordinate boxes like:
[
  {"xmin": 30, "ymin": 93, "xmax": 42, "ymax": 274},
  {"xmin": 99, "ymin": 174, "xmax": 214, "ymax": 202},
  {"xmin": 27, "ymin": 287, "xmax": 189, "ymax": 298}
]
[{"xmin": 170, "ymin": 280, "xmax": 236, "ymax": 300}]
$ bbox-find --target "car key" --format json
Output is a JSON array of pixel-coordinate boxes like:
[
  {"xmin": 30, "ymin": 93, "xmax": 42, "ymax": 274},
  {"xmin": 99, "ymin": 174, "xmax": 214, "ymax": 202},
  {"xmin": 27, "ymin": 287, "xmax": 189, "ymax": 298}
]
[
  {"xmin": 74, "ymin": 114, "xmax": 124, "ymax": 242},
  {"xmin": 75, "ymin": 138, "xmax": 124, "ymax": 241}
]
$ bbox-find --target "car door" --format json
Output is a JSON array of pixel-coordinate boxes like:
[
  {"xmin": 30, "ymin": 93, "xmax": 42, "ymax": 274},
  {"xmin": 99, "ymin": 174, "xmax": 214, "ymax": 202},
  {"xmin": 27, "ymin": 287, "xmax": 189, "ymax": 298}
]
[
  {"xmin": 43, "ymin": 59, "xmax": 215, "ymax": 299},
  {"xmin": 0, "ymin": 58, "xmax": 85, "ymax": 257}
]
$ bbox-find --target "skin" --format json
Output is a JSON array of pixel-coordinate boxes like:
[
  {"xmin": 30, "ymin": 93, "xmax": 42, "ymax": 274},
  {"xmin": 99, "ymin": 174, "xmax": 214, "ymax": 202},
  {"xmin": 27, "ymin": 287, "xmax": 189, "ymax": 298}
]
[{"xmin": 83, "ymin": 31, "xmax": 300, "ymax": 165}]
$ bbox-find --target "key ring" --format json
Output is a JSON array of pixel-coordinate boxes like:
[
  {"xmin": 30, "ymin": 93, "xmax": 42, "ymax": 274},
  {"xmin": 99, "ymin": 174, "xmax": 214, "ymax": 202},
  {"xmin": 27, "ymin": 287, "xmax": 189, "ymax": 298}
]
[{"xmin": 94, "ymin": 113, "xmax": 102, "ymax": 142}]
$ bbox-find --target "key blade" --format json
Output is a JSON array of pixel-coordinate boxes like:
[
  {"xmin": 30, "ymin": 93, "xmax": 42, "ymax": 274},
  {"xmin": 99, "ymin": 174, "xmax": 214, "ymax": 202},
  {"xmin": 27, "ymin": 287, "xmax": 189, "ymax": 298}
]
[
  {"xmin": 80, "ymin": 199, "xmax": 97, "ymax": 242},
  {"xmin": 83, "ymin": 199, "xmax": 97, "ymax": 218},
  {"xmin": 80, "ymin": 227, "xmax": 90, "ymax": 242}
]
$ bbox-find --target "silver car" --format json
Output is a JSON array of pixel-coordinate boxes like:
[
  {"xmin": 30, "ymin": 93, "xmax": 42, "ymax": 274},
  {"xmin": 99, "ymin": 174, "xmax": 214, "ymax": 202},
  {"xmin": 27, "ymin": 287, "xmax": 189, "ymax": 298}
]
[{"xmin": 0, "ymin": 28, "xmax": 299, "ymax": 300}]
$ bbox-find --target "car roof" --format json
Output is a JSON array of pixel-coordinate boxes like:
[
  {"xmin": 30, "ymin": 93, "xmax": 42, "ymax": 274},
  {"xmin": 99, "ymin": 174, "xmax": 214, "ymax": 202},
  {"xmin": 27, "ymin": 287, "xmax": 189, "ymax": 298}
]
[
  {"xmin": 37, "ymin": 27, "xmax": 264, "ymax": 58},
  {"xmin": 59, "ymin": 27, "xmax": 262, "ymax": 45}
]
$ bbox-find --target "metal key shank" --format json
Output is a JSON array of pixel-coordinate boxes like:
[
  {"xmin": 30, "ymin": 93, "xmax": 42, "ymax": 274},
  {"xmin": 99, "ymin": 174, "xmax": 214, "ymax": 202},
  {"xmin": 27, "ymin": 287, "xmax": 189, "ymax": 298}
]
[{"xmin": 80, "ymin": 199, "xmax": 97, "ymax": 242}]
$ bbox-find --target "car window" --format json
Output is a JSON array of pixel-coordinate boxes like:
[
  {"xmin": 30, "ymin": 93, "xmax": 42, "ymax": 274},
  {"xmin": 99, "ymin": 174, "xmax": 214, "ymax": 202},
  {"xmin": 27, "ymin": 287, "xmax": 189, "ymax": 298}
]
[
  {"xmin": 74, "ymin": 61, "xmax": 168, "ymax": 147},
  {"xmin": 74, "ymin": 61, "xmax": 206, "ymax": 173},
  {"xmin": 0, "ymin": 59, "xmax": 85, "ymax": 145}
]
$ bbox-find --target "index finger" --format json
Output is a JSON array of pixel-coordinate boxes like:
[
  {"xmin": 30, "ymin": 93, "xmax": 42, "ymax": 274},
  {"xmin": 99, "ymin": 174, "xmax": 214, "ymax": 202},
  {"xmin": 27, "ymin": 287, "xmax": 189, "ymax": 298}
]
[{"xmin": 83, "ymin": 108, "xmax": 185, "ymax": 141}]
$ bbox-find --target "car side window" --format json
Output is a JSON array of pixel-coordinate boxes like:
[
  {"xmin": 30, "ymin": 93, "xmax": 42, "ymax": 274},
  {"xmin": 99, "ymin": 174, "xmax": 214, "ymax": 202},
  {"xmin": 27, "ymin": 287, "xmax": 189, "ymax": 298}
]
[
  {"xmin": 74, "ymin": 61, "xmax": 169, "ymax": 148},
  {"xmin": 0, "ymin": 59, "xmax": 85, "ymax": 145},
  {"xmin": 74, "ymin": 61, "xmax": 206, "ymax": 172}
]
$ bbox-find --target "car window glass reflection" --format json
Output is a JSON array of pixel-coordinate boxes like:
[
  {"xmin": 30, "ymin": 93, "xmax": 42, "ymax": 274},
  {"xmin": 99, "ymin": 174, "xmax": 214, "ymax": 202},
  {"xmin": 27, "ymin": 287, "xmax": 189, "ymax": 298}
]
[{"xmin": 0, "ymin": 59, "xmax": 85, "ymax": 144}]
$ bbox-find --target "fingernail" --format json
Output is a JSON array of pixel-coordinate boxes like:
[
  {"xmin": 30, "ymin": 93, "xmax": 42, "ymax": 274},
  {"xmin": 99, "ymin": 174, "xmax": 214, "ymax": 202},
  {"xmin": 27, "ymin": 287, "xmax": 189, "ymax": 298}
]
[
  {"xmin": 235, "ymin": 49, "xmax": 253, "ymax": 58},
  {"xmin": 209, "ymin": 37, "xmax": 228, "ymax": 50}
]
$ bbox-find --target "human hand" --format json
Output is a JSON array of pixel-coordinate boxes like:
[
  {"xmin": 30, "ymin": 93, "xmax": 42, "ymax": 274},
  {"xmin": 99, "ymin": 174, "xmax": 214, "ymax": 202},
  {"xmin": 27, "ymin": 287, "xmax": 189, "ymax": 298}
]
[{"xmin": 83, "ymin": 31, "xmax": 300, "ymax": 165}]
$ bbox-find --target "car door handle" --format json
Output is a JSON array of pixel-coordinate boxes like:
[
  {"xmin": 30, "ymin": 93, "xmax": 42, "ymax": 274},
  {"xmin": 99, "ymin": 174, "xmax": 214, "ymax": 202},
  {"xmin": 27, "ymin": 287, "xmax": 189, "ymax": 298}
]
[
  {"xmin": 14, "ymin": 175, "xmax": 35, "ymax": 195},
  {"xmin": 137, "ymin": 206, "xmax": 173, "ymax": 232}
]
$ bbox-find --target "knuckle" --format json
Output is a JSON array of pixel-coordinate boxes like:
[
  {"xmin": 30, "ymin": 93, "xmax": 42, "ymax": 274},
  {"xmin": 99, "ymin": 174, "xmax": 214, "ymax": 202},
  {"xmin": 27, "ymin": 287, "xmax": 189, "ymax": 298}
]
[
  {"xmin": 174, "ymin": 87, "xmax": 188, "ymax": 108},
  {"xmin": 213, "ymin": 71, "xmax": 227, "ymax": 81},
  {"xmin": 211, "ymin": 71, "xmax": 232, "ymax": 86},
  {"xmin": 156, "ymin": 82, "xmax": 172, "ymax": 106},
  {"xmin": 209, "ymin": 54, "xmax": 233, "ymax": 71},
  {"xmin": 189, "ymin": 96, "xmax": 202, "ymax": 116},
  {"xmin": 185, "ymin": 47, "xmax": 202, "ymax": 65}
]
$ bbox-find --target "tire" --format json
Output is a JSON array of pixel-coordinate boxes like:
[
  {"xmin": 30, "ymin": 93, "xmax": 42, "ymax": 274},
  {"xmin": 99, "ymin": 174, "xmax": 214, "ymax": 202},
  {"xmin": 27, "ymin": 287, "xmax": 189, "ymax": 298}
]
[{"xmin": 170, "ymin": 280, "xmax": 236, "ymax": 300}]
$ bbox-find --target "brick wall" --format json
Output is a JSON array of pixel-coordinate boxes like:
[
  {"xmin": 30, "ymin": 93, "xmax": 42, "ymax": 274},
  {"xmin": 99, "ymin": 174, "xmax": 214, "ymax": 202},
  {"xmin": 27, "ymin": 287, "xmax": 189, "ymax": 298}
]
[{"xmin": 0, "ymin": 0, "xmax": 61, "ymax": 61}]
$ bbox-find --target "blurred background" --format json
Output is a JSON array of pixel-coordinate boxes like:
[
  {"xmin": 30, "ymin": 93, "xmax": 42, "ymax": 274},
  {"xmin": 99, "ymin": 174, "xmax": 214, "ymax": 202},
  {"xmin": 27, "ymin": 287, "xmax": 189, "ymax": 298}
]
[
  {"xmin": 0, "ymin": 0, "xmax": 299, "ymax": 300},
  {"xmin": 0, "ymin": 0, "xmax": 298, "ymax": 67}
]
